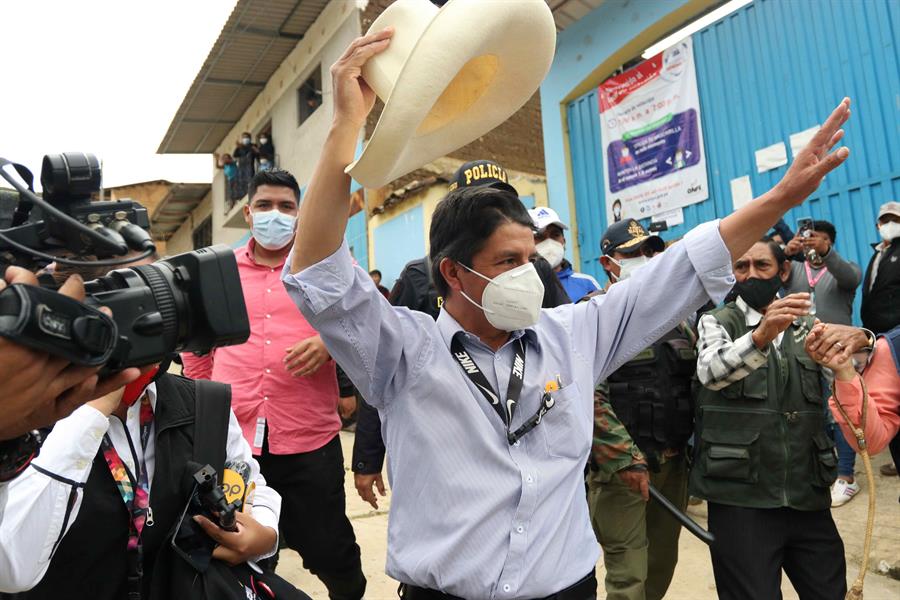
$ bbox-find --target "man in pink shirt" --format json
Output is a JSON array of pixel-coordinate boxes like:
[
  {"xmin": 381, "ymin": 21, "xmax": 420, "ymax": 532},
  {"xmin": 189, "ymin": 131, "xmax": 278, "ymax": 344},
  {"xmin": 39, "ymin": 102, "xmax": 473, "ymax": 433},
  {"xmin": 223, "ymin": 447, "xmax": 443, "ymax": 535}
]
[{"xmin": 183, "ymin": 169, "xmax": 366, "ymax": 599}]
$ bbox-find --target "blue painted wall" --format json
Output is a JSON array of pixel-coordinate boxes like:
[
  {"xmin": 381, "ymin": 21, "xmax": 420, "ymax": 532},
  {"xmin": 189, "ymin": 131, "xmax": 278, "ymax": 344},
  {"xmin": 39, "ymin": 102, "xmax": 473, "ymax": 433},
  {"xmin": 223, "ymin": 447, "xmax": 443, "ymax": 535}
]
[
  {"xmin": 540, "ymin": 0, "xmax": 696, "ymax": 264},
  {"xmin": 564, "ymin": 0, "xmax": 900, "ymax": 324},
  {"xmin": 346, "ymin": 210, "xmax": 368, "ymax": 272},
  {"xmin": 372, "ymin": 204, "xmax": 425, "ymax": 290}
]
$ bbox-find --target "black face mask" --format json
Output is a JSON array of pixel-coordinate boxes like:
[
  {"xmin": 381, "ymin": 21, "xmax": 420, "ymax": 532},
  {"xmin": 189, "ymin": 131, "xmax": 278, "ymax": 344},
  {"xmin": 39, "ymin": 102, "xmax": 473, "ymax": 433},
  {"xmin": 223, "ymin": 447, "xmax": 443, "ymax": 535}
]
[{"xmin": 730, "ymin": 274, "xmax": 783, "ymax": 311}]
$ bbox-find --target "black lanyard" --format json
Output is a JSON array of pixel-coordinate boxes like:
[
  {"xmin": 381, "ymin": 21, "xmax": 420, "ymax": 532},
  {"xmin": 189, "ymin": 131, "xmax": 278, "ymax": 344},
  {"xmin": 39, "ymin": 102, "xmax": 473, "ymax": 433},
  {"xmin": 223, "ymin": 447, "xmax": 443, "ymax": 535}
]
[{"xmin": 451, "ymin": 334, "xmax": 527, "ymax": 434}]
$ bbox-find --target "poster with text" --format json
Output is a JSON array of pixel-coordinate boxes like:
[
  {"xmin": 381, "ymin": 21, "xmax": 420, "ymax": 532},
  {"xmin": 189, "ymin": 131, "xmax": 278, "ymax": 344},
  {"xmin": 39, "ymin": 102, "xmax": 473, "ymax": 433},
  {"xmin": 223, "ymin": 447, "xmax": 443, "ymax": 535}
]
[{"xmin": 599, "ymin": 38, "xmax": 708, "ymax": 224}]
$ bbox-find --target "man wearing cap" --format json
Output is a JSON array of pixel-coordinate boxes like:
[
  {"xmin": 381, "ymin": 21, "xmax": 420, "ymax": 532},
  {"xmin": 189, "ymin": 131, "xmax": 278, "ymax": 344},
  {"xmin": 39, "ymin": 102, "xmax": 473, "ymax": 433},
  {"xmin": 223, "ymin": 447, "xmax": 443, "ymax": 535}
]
[
  {"xmin": 284, "ymin": 29, "xmax": 851, "ymax": 599},
  {"xmin": 587, "ymin": 219, "xmax": 694, "ymax": 600},
  {"xmin": 351, "ymin": 159, "xmax": 570, "ymax": 509},
  {"xmin": 861, "ymin": 200, "xmax": 900, "ymax": 476},
  {"xmin": 530, "ymin": 206, "xmax": 602, "ymax": 302}
]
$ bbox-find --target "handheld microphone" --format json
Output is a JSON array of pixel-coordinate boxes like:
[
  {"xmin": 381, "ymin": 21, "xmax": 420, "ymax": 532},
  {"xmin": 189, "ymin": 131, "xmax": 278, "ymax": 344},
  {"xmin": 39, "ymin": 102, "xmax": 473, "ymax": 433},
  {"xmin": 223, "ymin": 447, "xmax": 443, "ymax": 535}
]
[{"xmin": 222, "ymin": 460, "xmax": 252, "ymax": 508}]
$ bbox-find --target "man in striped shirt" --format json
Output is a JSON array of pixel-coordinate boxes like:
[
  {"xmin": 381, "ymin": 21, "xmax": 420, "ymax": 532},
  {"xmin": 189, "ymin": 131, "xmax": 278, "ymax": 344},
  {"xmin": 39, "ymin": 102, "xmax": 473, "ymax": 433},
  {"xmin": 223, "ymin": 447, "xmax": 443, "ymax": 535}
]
[{"xmin": 692, "ymin": 238, "xmax": 845, "ymax": 600}]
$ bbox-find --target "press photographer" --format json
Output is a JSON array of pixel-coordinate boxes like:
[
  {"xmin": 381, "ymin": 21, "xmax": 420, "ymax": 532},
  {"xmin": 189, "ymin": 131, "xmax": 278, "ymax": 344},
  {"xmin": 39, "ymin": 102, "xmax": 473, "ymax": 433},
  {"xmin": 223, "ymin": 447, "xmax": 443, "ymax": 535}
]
[
  {"xmin": 0, "ymin": 239, "xmax": 309, "ymax": 600},
  {"xmin": 0, "ymin": 153, "xmax": 249, "ymax": 479}
]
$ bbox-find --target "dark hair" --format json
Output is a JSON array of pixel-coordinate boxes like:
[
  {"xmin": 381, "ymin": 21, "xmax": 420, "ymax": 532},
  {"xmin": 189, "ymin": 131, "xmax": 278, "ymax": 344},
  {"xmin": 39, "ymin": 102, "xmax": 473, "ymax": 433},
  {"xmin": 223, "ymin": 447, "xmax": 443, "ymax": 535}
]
[
  {"xmin": 812, "ymin": 220, "xmax": 836, "ymax": 244},
  {"xmin": 369, "ymin": 269, "xmax": 382, "ymax": 277},
  {"xmin": 248, "ymin": 169, "xmax": 301, "ymax": 203},
  {"xmin": 757, "ymin": 237, "xmax": 788, "ymax": 266},
  {"xmin": 429, "ymin": 185, "xmax": 533, "ymax": 297}
]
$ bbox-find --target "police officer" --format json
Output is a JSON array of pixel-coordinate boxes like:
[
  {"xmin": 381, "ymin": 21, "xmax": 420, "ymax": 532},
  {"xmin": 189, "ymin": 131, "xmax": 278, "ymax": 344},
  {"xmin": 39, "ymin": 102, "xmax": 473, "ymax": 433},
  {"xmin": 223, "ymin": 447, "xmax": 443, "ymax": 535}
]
[
  {"xmin": 587, "ymin": 219, "xmax": 695, "ymax": 600},
  {"xmin": 692, "ymin": 238, "xmax": 845, "ymax": 600}
]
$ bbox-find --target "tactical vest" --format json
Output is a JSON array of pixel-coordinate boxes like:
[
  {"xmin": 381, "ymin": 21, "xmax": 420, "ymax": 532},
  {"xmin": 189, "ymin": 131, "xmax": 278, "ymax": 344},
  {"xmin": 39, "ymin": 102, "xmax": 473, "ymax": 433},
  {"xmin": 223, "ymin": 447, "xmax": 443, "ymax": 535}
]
[
  {"xmin": 689, "ymin": 303, "xmax": 836, "ymax": 511},
  {"xmin": 607, "ymin": 325, "xmax": 696, "ymax": 460}
]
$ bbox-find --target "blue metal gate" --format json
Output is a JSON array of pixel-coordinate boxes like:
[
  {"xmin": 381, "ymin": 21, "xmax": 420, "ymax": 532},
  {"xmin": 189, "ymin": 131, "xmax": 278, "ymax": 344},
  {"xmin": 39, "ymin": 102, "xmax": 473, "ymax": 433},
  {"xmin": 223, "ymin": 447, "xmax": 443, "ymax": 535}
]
[{"xmin": 567, "ymin": 0, "xmax": 900, "ymax": 310}]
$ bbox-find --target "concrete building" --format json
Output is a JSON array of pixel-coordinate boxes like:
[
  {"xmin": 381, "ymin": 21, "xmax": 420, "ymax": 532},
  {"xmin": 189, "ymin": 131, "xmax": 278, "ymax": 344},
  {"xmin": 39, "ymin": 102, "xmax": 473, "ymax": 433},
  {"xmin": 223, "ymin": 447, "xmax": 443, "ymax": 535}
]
[
  {"xmin": 102, "ymin": 180, "xmax": 211, "ymax": 256},
  {"xmin": 157, "ymin": 0, "xmax": 584, "ymax": 289}
]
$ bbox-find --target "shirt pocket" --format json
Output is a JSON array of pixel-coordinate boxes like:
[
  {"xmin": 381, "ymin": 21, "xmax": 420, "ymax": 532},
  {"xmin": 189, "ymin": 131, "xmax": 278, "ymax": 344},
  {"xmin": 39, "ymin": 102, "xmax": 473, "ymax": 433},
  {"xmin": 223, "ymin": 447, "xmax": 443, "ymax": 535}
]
[
  {"xmin": 542, "ymin": 382, "xmax": 589, "ymax": 460},
  {"xmin": 796, "ymin": 356, "xmax": 824, "ymax": 405}
]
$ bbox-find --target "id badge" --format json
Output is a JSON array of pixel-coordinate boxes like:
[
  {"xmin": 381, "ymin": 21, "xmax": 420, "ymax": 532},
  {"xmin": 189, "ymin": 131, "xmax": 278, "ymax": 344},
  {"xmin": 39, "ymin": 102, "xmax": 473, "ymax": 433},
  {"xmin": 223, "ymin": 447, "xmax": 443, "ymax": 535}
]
[{"xmin": 253, "ymin": 417, "xmax": 266, "ymax": 449}]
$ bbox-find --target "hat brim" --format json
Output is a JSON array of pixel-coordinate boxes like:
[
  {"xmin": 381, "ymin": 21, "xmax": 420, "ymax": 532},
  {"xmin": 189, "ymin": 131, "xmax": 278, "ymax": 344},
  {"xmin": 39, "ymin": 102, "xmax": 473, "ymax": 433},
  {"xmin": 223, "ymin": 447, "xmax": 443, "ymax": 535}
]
[
  {"xmin": 608, "ymin": 234, "xmax": 666, "ymax": 255},
  {"xmin": 347, "ymin": 0, "xmax": 556, "ymax": 189}
]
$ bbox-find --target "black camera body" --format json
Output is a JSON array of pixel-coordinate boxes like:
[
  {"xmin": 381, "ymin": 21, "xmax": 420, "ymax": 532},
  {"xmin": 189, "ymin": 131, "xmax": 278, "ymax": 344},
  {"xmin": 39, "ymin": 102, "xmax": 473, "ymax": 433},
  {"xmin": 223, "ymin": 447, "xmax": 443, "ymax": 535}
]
[
  {"xmin": 85, "ymin": 244, "xmax": 251, "ymax": 370},
  {"xmin": 0, "ymin": 243, "xmax": 251, "ymax": 370},
  {"xmin": 0, "ymin": 153, "xmax": 251, "ymax": 369},
  {"xmin": 1, "ymin": 153, "xmax": 154, "ymax": 271}
]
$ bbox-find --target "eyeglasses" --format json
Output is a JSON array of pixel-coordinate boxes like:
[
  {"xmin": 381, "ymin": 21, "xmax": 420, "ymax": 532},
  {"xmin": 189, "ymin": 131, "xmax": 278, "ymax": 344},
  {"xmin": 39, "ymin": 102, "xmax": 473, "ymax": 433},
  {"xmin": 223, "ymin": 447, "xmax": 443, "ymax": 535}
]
[{"xmin": 506, "ymin": 391, "xmax": 556, "ymax": 445}]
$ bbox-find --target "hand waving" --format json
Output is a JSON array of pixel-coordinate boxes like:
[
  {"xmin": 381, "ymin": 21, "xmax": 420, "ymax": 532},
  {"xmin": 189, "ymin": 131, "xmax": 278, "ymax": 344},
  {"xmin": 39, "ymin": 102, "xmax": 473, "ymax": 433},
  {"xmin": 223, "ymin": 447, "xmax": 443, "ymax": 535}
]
[
  {"xmin": 330, "ymin": 28, "xmax": 394, "ymax": 129},
  {"xmin": 775, "ymin": 98, "xmax": 851, "ymax": 207}
]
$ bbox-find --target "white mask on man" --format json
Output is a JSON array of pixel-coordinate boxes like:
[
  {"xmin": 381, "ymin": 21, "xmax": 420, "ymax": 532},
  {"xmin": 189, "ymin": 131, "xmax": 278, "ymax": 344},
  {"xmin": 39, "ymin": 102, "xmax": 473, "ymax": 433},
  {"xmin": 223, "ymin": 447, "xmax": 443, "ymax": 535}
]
[
  {"xmin": 535, "ymin": 238, "xmax": 565, "ymax": 269},
  {"xmin": 879, "ymin": 221, "xmax": 900, "ymax": 242},
  {"xmin": 458, "ymin": 262, "xmax": 545, "ymax": 331},
  {"xmin": 608, "ymin": 255, "xmax": 649, "ymax": 282}
]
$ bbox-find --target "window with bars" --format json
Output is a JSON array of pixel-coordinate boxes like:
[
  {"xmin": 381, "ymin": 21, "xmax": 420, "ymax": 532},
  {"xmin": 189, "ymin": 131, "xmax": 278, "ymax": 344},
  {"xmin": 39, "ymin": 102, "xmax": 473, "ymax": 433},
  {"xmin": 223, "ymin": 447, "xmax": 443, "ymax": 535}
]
[
  {"xmin": 192, "ymin": 216, "xmax": 212, "ymax": 249},
  {"xmin": 297, "ymin": 65, "xmax": 323, "ymax": 127}
]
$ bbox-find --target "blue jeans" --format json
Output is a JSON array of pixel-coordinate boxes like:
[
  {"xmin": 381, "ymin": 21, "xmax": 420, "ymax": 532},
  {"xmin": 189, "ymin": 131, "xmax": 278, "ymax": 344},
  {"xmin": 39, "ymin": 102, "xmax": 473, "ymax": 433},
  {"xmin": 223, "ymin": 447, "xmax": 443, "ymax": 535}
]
[
  {"xmin": 821, "ymin": 372, "xmax": 856, "ymax": 478},
  {"xmin": 834, "ymin": 426, "xmax": 857, "ymax": 478}
]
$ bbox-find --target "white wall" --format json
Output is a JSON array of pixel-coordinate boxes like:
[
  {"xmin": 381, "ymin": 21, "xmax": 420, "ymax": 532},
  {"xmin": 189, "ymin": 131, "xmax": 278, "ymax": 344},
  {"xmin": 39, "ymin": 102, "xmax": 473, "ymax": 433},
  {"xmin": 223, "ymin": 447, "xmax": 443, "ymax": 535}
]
[{"xmin": 201, "ymin": 2, "xmax": 363, "ymax": 248}]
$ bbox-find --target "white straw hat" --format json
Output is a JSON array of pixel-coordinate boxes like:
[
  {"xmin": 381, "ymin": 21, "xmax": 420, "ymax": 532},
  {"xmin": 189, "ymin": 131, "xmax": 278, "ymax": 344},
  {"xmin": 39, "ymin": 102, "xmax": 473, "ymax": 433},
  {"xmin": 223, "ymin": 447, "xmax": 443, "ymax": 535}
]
[{"xmin": 346, "ymin": 0, "xmax": 557, "ymax": 189}]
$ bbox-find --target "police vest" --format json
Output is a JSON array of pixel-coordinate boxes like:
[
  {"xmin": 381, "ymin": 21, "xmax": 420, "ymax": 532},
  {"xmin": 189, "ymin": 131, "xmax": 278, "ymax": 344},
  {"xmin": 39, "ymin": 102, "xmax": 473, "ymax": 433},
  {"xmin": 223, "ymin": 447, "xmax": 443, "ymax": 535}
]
[
  {"xmin": 689, "ymin": 303, "xmax": 836, "ymax": 511},
  {"xmin": 606, "ymin": 324, "xmax": 696, "ymax": 460}
]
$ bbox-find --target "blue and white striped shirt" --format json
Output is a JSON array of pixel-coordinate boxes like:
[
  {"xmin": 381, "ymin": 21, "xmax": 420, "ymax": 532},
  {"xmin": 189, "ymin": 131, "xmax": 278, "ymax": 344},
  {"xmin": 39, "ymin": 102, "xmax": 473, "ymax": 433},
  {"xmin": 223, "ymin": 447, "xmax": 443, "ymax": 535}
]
[{"xmin": 282, "ymin": 220, "xmax": 734, "ymax": 599}]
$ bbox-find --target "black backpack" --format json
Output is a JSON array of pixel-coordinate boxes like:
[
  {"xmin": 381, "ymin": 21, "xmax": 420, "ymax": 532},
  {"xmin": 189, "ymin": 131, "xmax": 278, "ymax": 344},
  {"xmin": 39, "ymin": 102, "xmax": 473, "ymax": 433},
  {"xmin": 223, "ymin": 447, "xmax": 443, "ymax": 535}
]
[{"xmin": 165, "ymin": 379, "xmax": 311, "ymax": 600}]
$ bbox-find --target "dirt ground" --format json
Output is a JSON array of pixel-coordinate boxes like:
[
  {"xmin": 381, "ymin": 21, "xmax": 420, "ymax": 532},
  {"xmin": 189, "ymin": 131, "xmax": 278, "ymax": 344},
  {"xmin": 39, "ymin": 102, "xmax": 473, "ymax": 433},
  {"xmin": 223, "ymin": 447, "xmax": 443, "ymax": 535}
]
[{"xmin": 277, "ymin": 432, "xmax": 900, "ymax": 599}]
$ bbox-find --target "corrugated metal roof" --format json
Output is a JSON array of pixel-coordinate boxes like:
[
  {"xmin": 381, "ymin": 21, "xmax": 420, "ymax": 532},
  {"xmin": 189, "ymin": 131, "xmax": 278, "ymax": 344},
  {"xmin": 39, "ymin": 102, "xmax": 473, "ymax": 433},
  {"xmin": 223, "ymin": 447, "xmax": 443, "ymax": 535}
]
[
  {"xmin": 150, "ymin": 183, "xmax": 212, "ymax": 240},
  {"xmin": 158, "ymin": 0, "xmax": 329, "ymax": 155},
  {"xmin": 160, "ymin": 0, "xmax": 600, "ymax": 156}
]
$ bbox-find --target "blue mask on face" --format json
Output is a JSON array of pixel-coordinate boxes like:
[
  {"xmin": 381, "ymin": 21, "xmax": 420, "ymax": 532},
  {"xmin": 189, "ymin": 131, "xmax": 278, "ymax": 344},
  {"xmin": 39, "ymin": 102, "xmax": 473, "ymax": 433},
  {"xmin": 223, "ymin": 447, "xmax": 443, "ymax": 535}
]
[{"xmin": 251, "ymin": 210, "xmax": 296, "ymax": 250}]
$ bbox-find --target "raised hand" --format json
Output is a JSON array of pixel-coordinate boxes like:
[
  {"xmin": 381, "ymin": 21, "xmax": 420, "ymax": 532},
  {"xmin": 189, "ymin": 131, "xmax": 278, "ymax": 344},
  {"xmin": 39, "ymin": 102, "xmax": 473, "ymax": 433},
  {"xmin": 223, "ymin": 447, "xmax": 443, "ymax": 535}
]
[
  {"xmin": 775, "ymin": 98, "xmax": 851, "ymax": 207},
  {"xmin": 751, "ymin": 293, "xmax": 811, "ymax": 350},
  {"xmin": 330, "ymin": 28, "xmax": 394, "ymax": 129}
]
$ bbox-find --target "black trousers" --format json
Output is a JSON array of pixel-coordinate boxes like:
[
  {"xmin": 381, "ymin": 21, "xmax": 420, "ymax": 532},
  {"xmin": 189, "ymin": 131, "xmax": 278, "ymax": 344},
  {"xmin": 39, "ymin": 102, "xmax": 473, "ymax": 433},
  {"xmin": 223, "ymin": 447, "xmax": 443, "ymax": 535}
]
[
  {"xmin": 257, "ymin": 433, "xmax": 366, "ymax": 600},
  {"xmin": 707, "ymin": 503, "xmax": 846, "ymax": 600}
]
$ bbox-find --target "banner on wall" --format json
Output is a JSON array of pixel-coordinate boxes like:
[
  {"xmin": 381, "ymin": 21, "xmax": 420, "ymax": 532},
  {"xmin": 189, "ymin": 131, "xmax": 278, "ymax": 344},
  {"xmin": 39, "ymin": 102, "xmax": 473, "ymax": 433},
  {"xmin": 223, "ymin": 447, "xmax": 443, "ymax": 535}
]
[{"xmin": 599, "ymin": 37, "xmax": 708, "ymax": 224}]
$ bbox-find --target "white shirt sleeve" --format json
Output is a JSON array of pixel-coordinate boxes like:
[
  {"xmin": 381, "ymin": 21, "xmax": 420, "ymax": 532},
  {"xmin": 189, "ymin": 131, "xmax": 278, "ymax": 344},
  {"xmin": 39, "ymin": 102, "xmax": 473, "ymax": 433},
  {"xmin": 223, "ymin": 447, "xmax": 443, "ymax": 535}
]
[
  {"xmin": 223, "ymin": 409, "xmax": 281, "ymax": 560},
  {"xmin": 0, "ymin": 406, "xmax": 109, "ymax": 593}
]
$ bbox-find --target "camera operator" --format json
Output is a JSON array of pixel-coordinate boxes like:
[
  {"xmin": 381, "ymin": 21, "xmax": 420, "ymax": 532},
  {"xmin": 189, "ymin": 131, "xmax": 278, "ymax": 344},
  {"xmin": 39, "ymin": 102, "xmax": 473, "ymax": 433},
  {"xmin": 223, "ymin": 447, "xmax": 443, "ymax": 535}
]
[
  {"xmin": 0, "ymin": 255, "xmax": 285, "ymax": 599},
  {"xmin": 0, "ymin": 266, "xmax": 142, "ymax": 489}
]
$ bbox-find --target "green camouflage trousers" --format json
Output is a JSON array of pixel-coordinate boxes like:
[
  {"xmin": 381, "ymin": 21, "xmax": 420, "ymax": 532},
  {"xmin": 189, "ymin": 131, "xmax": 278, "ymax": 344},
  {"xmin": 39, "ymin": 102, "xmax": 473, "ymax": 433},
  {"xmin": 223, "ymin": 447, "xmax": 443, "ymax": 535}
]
[{"xmin": 587, "ymin": 456, "xmax": 688, "ymax": 600}]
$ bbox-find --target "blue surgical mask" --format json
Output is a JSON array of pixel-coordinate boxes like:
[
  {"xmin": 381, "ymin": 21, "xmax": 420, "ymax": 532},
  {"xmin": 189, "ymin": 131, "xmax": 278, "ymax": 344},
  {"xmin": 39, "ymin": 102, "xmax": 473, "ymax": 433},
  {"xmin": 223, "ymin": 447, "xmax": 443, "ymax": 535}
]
[{"xmin": 251, "ymin": 210, "xmax": 296, "ymax": 250}]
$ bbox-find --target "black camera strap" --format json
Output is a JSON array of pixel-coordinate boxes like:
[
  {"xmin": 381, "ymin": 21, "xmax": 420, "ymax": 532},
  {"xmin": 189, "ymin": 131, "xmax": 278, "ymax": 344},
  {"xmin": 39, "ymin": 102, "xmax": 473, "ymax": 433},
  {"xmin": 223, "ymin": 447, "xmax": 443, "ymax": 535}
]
[
  {"xmin": 450, "ymin": 333, "xmax": 526, "ymax": 429},
  {"xmin": 0, "ymin": 157, "xmax": 35, "ymax": 227}
]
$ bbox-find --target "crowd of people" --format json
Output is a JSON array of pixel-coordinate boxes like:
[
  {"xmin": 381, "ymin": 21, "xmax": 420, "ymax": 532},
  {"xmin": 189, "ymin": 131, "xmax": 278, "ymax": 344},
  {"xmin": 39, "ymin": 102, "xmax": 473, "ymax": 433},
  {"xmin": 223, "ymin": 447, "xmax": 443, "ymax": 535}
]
[
  {"xmin": 217, "ymin": 132, "xmax": 277, "ymax": 203},
  {"xmin": 1, "ymin": 28, "xmax": 898, "ymax": 600}
]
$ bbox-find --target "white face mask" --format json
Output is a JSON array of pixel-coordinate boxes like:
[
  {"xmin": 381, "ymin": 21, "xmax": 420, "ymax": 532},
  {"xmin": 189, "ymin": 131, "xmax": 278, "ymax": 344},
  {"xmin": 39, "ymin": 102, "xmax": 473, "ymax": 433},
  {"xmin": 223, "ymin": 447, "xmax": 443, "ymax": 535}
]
[
  {"xmin": 251, "ymin": 209, "xmax": 297, "ymax": 250},
  {"xmin": 535, "ymin": 238, "xmax": 565, "ymax": 269},
  {"xmin": 608, "ymin": 255, "xmax": 649, "ymax": 282},
  {"xmin": 458, "ymin": 262, "xmax": 545, "ymax": 331},
  {"xmin": 879, "ymin": 221, "xmax": 900, "ymax": 242}
]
